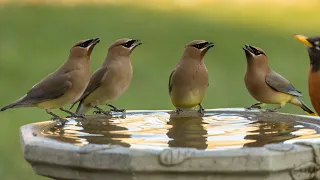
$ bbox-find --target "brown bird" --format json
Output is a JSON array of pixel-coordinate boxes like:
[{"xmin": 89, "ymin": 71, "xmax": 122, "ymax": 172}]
[
  {"xmin": 71, "ymin": 38, "xmax": 142, "ymax": 115},
  {"xmin": 1, "ymin": 38, "xmax": 100, "ymax": 120},
  {"xmin": 295, "ymin": 34, "xmax": 320, "ymax": 116},
  {"xmin": 242, "ymin": 44, "xmax": 315, "ymax": 115},
  {"xmin": 169, "ymin": 40, "xmax": 214, "ymax": 114}
]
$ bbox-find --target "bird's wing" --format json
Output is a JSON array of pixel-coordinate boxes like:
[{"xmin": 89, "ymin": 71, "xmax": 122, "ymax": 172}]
[
  {"xmin": 20, "ymin": 74, "xmax": 72, "ymax": 104},
  {"xmin": 168, "ymin": 69, "xmax": 175, "ymax": 94},
  {"xmin": 265, "ymin": 71, "xmax": 302, "ymax": 97},
  {"xmin": 70, "ymin": 66, "xmax": 107, "ymax": 108}
]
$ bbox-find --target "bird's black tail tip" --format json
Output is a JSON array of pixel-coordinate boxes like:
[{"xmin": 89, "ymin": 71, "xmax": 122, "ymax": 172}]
[
  {"xmin": 301, "ymin": 104, "xmax": 317, "ymax": 116},
  {"xmin": 0, "ymin": 104, "xmax": 15, "ymax": 111},
  {"xmin": 295, "ymin": 97, "xmax": 317, "ymax": 116}
]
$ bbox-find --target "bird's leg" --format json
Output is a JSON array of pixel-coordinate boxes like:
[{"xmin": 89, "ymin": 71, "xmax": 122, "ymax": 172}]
[
  {"xmin": 59, "ymin": 107, "xmax": 85, "ymax": 119},
  {"xmin": 45, "ymin": 109, "xmax": 67, "ymax": 125},
  {"xmin": 265, "ymin": 104, "xmax": 285, "ymax": 112},
  {"xmin": 198, "ymin": 104, "xmax": 205, "ymax": 115},
  {"xmin": 93, "ymin": 106, "xmax": 111, "ymax": 116},
  {"xmin": 46, "ymin": 109, "xmax": 62, "ymax": 120},
  {"xmin": 175, "ymin": 107, "xmax": 183, "ymax": 114},
  {"xmin": 107, "ymin": 104, "xmax": 126, "ymax": 113},
  {"xmin": 245, "ymin": 102, "xmax": 263, "ymax": 110}
]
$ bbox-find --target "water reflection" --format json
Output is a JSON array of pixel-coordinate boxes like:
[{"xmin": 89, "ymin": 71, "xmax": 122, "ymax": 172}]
[
  {"xmin": 46, "ymin": 117, "xmax": 131, "ymax": 147},
  {"xmin": 42, "ymin": 111, "xmax": 320, "ymax": 150},
  {"xmin": 167, "ymin": 117, "xmax": 207, "ymax": 149},
  {"xmin": 243, "ymin": 120, "xmax": 297, "ymax": 147}
]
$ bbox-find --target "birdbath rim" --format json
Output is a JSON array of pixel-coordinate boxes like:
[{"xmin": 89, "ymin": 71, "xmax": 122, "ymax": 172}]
[{"xmin": 20, "ymin": 108, "xmax": 320, "ymax": 180}]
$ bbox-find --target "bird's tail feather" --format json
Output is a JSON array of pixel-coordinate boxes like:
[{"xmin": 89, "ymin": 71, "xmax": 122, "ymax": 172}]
[
  {"xmin": 76, "ymin": 101, "xmax": 91, "ymax": 114},
  {"xmin": 293, "ymin": 97, "xmax": 317, "ymax": 116},
  {"xmin": 1, "ymin": 102, "xmax": 31, "ymax": 111},
  {"xmin": 1, "ymin": 95, "xmax": 32, "ymax": 111}
]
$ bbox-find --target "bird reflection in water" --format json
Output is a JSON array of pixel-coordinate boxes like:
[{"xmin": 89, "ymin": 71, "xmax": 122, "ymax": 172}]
[
  {"xmin": 243, "ymin": 120, "xmax": 298, "ymax": 147},
  {"xmin": 167, "ymin": 116, "xmax": 207, "ymax": 150},
  {"xmin": 42, "ymin": 111, "xmax": 320, "ymax": 150},
  {"xmin": 44, "ymin": 116, "xmax": 131, "ymax": 147}
]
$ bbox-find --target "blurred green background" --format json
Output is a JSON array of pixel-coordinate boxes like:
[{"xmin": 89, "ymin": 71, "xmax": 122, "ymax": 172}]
[{"xmin": 0, "ymin": 0, "xmax": 319, "ymax": 179}]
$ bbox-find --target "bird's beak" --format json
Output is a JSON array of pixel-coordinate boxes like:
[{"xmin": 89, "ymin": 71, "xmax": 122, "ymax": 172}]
[
  {"xmin": 87, "ymin": 38, "xmax": 100, "ymax": 49},
  {"xmin": 294, "ymin": 34, "xmax": 312, "ymax": 47},
  {"xmin": 130, "ymin": 40, "xmax": 142, "ymax": 52},
  {"xmin": 243, "ymin": 44, "xmax": 254, "ymax": 57},
  {"xmin": 205, "ymin": 42, "xmax": 215, "ymax": 49},
  {"xmin": 132, "ymin": 39, "xmax": 142, "ymax": 48}
]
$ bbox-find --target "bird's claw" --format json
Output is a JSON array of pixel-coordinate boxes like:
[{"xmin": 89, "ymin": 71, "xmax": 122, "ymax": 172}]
[
  {"xmin": 198, "ymin": 106, "xmax": 205, "ymax": 115},
  {"xmin": 245, "ymin": 105, "xmax": 262, "ymax": 110},
  {"xmin": 93, "ymin": 110, "xmax": 111, "ymax": 116},
  {"xmin": 265, "ymin": 109, "xmax": 278, "ymax": 113},
  {"xmin": 175, "ymin": 108, "xmax": 183, "ymax": 114},
  {"xmin": 111, "ymin": 108, "xmax": 126, "ymax": 113},
  {"xmin": 51, "ymin": 116, "xmax": 61, "ymax": 121},
  {"xmin": 53, "ymin": 118, "xmax": 68, "ymax": 126},
  {"xmin": 107, "ymin": 104, "xmax": 125, "ymax": 113},
  {"xmin": 66, "ymin": 113, "xmax": 85, "ymax": 119},
  {"xmin": 93, "ymin": 110, "xmax": 102, "ymax": 115},
  {"xmin": 74, "ymin": 113, "xmax": 85, "ymax": 119}
]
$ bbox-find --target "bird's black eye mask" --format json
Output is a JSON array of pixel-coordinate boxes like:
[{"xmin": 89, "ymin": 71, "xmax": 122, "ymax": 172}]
[
  {"xmin": 121, "ymin": 40, "xmax": 136, "ymax": 48},
  {"xmin": 78, "ymin": 39, "xmax": 94, "ymax": 48},
  {"xmin": 192, "ymin": 42, "xmax": 210, "ymax": 49}
]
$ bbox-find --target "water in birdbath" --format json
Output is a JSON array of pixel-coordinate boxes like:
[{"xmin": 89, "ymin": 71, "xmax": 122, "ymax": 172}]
[{"xmin": 41, "ymin": 110, "xmax": 320, "ymax": 150}]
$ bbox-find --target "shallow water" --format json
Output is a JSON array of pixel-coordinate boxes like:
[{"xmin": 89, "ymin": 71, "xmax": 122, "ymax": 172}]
[{"xmin": 42, "ymin": 111, "xmax": 320, "ymax": 151}]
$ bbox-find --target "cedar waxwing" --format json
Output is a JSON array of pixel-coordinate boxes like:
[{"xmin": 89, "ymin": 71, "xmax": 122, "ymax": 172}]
[
  {"xmin": 169, "ymin": 40, "xmax": 214, "ymax": 115},
  {"xmin": 71, "ymin": 38, "xmax": 142, "ymax": 115},
  {"xmin": 243, "ymin": 44, "xmax": 315, "ymax": 115},
  {"xmin": 295, "ymin": 34, "xmax": 320, "ymax": 116},
  {"xmin": 1, "ymin": 38, "xmax": 100, "ymax": 120}
]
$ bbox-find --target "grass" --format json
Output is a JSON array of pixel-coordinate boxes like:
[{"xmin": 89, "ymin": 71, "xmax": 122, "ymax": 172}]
[{"xmin": 0, "ymin": 3, "xmax": 319, "ymax": 179}]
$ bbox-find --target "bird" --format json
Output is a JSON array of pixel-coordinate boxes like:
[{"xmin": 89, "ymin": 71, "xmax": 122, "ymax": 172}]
[
  {"xmin": 294, "ymin": 34, "xmax": 320, "ymax": 116},
  {"xmin": 168, "ymin": 40, "xmax": 214, "ymax": 115},
  {"xmin": 1, "ymin": 38, "xmax": 100, "ymax": 121},
  {"xmin": 242, "ymin": 44, "xmax": 315, "ymax": 115},
  {"xmin": 70, "ymin": 38, "xmax": 142, "ymax": 115}
]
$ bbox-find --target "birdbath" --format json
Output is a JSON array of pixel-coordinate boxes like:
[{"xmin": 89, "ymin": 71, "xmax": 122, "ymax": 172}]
[{"xmin": 20, "ymin": 108, "xmax": 320, "ymax": 180}]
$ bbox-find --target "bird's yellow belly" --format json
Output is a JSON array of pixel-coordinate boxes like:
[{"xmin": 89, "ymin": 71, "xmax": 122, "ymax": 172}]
[
  {"xmin": 83, "ymin": 86, "xmax": 127, "ymax": 107},
  {"xmin": 252, "ymin": 90, "xmax": 293, "ymax": 105},
  {"xmin": 171, "ymin": 90, "xmax": 205, "ymax": 109},
  {"xmin": 35, "ymin": 88, "xmax": 82, "ymax": 109}
]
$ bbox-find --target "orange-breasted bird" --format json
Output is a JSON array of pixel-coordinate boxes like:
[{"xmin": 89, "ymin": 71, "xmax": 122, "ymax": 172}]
[{"xmin": 295, "ymin": 34, "xmax": 320, "ymax": 116}]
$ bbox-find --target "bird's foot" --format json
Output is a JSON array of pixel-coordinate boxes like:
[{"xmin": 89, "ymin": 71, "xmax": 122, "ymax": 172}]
[
  {"xmin": 245, "ymin": 105, "xmax": 262, "ymax": 110},
  {"xmin": 93, "ymin": 106, "xmax": 112, "ymax": 116},
  {"xmin": 265, "ymin": 109, "xmax": 278, "ymax": 113},
  {"xmin": 175, "ymin": 108, "xmax": 183, "ymax": 114},
  {"xmin": 107, "ymin": 104, "xmax": 126, "ymax": 113},
  {"xmin": 73, "ymin": 113, "xmax": 86, "ymax": 119},
  {"xmin": 93, "ymin": 110, "xmax": 102, "ymax": 115},
  {"xmin": 53, "ymin": 118, "xmax": 68, "ymax": 126},
  {"xmin": 111, "ymin": 107, "xmax": 126, "ymax": 113},
  {"xmin": 66, "ymin": 113, "xmax": 86, "ymax": 119},
  {"xmin": 198, "ymin": 105, "xmax": 205, "ymax": 115},
  {"xmin": 46, "ymin": 109, "xmax": 63, "ymax": 121},
  {"xmin": 51, "ymin": 116, "xmax": 61, "ymax": 121},
  {"xmin": 93, "ymin": 110, "xmax": 111, "ymax": 116},
  {"xmin": 245, "ymin": 103, "xmax": 263, "ymax": 110},
  {"xmin": 50, "ymin": 114, "xmax": 62, "ymax": 121}
]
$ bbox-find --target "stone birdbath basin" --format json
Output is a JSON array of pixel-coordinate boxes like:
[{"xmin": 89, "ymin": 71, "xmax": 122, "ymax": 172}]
[{"xmin": 20, "ymin": 108, "xmax": 320, "ymax": 180}]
